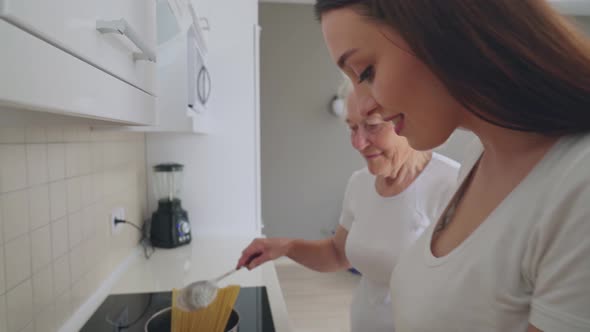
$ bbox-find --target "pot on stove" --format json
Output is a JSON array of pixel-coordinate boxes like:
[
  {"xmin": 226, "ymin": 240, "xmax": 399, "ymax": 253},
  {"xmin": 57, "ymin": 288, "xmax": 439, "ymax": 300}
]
[{"xmin": 144, "ymin": 307, "xmax": 240, "ymax": 332}]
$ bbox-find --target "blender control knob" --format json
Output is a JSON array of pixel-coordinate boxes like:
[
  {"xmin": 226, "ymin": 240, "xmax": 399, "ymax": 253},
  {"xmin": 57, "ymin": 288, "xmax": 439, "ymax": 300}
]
[{"xmin": 181, "ymin": 221, "xmax": 191, "ymax": 234}]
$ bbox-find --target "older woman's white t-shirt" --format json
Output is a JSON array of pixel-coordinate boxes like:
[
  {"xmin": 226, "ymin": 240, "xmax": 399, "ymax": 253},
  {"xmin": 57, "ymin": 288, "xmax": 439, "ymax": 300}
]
[
  {"xmin": 340, "ymin": 153, "xmax": 460, "ymax": 332},
  {"xmin": 391, "ymin": 134, "xmax": 590, "ymax": 332}
]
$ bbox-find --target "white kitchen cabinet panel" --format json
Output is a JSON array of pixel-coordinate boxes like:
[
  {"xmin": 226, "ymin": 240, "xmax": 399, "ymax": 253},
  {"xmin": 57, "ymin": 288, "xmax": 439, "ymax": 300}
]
[
  {"xmin": 0, "ymin": 0, "xmax": 157, "ymax": 95},
  {"xmin": 0, "ymin": 20, "xmax": 155, "ymax": 125}
]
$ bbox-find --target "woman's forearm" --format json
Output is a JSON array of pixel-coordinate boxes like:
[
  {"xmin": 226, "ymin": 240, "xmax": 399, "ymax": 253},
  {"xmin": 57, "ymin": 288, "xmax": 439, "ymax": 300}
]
[{"xmin": 285, "ymin": 237, "xmax": 351, "ymax": 272}]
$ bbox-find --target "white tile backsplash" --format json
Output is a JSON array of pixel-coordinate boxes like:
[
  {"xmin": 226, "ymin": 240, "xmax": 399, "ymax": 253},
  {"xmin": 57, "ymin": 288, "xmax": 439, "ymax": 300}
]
[
  {"xmin": 24, "ymin": 128, "xmax": 47, "ymax": 144},
  {"xmin": 65, "ymin": 144, "xmax": 80, "ymax": 178},
  {"xmin": 82, "ymin": 206, "xmax": 96, "ymax": 240},
  {"xmin": 28, "ymin": 185, "xmax": 50, "ymax": 230},
  {"xmin": 45, "ymin": 128, "xmax": 64, "ymax": 143},
  {"xmin": 0, "ymin": 203, "xmax": 4, "ymax": 246},
  {"xmin": 50, "ymin": 218, "xmax": 68, "ymax": 260},
  {"xmin": 49, "ymin": 181, "xmax": 66, "ymax": 222},
  {"xmin": 69, "ymin": 246, "xmax": 85, "ymax": 285},
  {"xmin": 5, "ymin": 235, "xmax": 32, "ymax": 290},
  {"xmin": 65, "ymin": 177, "xmax": 81, "ymax": 214},
  {"xmin": 0, "ymin": 126, "xmax": 147, "ymax": 329},
  {"xmin": 0, "ymin": 294, "xmax": 6, "ymax": 332},
  {"xmin": 31, "ymin": 225, "xmax": 51, "ymax": 273},
  {"xmin": 1, "ymin": 190, "xmax": 30, "ymax": 243},
  {"xmin": 19, "ymin": 323, "xmax": 33, "ymax": 332},
  {"xmin": 34, "ymin": 305, "xmax": 56, "ymax": 332},
  {"xmin": 6, "ymin": 279, "xmax": 33, "ymax": 332},
  {"xmin": 79, "ymin": 143, "xmax": 91, "ymax": 176},
  {"xmin": 67, "ymin": 212, "xmax": 82, "ymax": 250},
  {"xmin": 47, "ymin": 144, "xmax": 65, "ymax": 182},
  {"xmin": 32, "ymin": 265, "xmax": 53, "ymax": 314},
  {"xmin": 0, "ymin": 145, "xmax": 28, "ymax": 193},
  {"xmin": 0, "ymin": 128, "xmax": 25, "ymax": 144},
  {"xmin": 80, "ymin": 175, "xmax": 94, "ymax": 207},
  {"xmin": 25, "ymin": 145, "xmax": 48, "ymax": 186},
  {"xmin": 0, "ymin": 246, "xmax": 5, "ymax": 295},
  {"xmin": 54, "ymin": 289, "xmax": 71, "ymax": 328},
  {"xmin": 52, "ymin": 255, "xmax": 70, "ymax": 297}
]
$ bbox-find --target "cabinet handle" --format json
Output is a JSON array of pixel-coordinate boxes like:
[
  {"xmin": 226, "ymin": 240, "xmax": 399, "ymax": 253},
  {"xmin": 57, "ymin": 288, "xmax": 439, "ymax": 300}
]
[{"xmin": 96, "ymin": 19, "xmax": 157, "ymax": 63}]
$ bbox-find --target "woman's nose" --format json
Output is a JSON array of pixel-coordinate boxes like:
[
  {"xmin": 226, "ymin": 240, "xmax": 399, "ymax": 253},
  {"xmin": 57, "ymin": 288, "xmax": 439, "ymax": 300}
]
[{"xmin": 352, "ymin": 131, "xmax": 370, "ymax": 151}]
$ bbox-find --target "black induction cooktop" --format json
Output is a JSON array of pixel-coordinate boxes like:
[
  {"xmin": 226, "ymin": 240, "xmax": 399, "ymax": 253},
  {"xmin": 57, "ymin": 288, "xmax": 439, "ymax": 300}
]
[{"xmin": 80, "ymin": 287, "xmax": 275, "ymax": 332}]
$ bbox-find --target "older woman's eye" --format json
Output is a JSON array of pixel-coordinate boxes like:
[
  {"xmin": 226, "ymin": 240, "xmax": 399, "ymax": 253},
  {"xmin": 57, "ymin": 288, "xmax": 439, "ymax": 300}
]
[{"xmin": 358, "ymin": 65, "xmax": 374, "ymax": 83}]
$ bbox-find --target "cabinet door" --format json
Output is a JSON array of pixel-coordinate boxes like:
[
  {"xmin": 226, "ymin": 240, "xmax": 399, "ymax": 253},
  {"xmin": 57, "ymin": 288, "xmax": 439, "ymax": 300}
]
[
  {"xmin": 0, "ymin": 20, "xmax": 155, "ymax": 125},
  {"xmin": 0, "ymin": 0, "xmax": 156, "ymax": 95}
]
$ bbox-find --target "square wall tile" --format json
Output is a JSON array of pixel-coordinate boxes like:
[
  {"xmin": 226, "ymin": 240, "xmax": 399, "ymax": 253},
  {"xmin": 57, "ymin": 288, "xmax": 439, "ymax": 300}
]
[
  {"xmin": 32, "ymin": 265, "xmax": 53, "ymax": 314},
  {"xmin": 31, "ymin": 225, "xmax": 51, "ymax": 273},
  {"xmin": 26, "ymin": 145, "xmax": 48, "ymax": 186},
  {"xmin": 70, "ymin": 279, "xmax": 87, "ymax": 313},
  {"xmin": 50, "ymin": 218, "xmax": 68, "ymax": 260},
  {"xmin": 45, "ymin": 128, "xmax": 64, "ymax": 143},
  {"xmin": 82, "ymin": 206, "xmax": 96, "ymax": 240},
  {"xmin": 5, "ymin": 235, "xmax": 32, "ymax": 290},
  {"xmin": 19, "ymin": 323, "xmax": 33, "ymax": 332},
  {"xmin": 6, "ymin": 279, "xmax": 33, "ymax": 332},
  {"xmin": 54, "ymin": 289, "xmax": 71, "ymax": 328},
  {"xmin": 78, "ymin": 127, "xmax": 91, "ymax": 142},
  {"xmin": 0, "ymin": 245, "xmax": 5, "ymax": 295},
  {"xmin": 34, "ymin": 305, "xmax": 56, "ymax": 332},
  {"xmin": 92, "ymin": 173, "xmax": 104, "ymax": 202},
  {"xmin": 47, "ymin": 144, "xmax": 65, "ymax": 182},
  {"xmin": 67, "ymin": 212, "xmax": 82, "ymax": 250},
  {"xmin": 49, "ymin": 181, "xmax": 66, "ymax": 222},
  {"xmin": 0, "ymin": 145, "xmax": 27, "ymax": 193},
  {"xmin": 63, "ymin": 127, "xmax": 80, "ymax": 143},
  {"xmin": 52, "ymin": 255, "xmax": 70, "ymax": 296},
  {"xmin": 0, "ymin": 204, "xmax": 3, "ymax": 246},
  {"xmin": 91, "ymin": 143, "xmax": 104, "ymax": 173},
  {"xmin": 0, "ymin": 128, "xmax": 25, "ymax": 144},
  {"xmin": 1, "ymin": 190, "xmax": 30, "ymax": 243},
  {"xmin": 65, "ymin": 178, "xmax": 81, "ymax": 214},
  {"xmin": 33, "ymin": 305, "xmax": 56, "ymax": 332},
  {"xmin": 0, "ymin": 294, "xmax": 6, "ymax": 332},
  {"xmin": 28, "ymin": 185, "xmax": 50, "ymax": 230},
  {"xmin": 65, "ymin": 144, "xmax": 80, "ymax": 178},
  {"xmin": 25, "ymin": 128, "xmax": 47, "ymax": 144},
  {"xmin": 78, "ymin": 143, "xmax": 91, "ymax": 176},
  {"xmin": 69, "ymin": 246, "xmax": 85, "ymax": 284},
  {"xmin": 80, "ymin": 175, "xmax": 94, "ymax": 207}
]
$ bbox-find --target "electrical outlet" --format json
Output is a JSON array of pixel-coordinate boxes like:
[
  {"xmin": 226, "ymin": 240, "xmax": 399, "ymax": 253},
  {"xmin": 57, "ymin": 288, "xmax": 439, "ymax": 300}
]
[{"xmin": 110, "ymin": 207, "xmax": 126, "ymax": 235}]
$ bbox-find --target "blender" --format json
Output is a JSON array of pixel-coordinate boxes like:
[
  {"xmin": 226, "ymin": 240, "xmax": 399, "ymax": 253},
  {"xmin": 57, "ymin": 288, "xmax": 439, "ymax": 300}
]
[{"xmin": 150, "ymin": 163, "xmax": 192, "ymax": 248}]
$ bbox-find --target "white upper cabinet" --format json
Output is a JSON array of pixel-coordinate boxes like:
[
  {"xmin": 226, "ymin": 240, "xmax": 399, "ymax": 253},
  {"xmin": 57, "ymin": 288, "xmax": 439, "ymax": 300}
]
[
  {"xmin": 0, "ymin": 20, "xmax": 155, "ymax": 125},
  {"xmin": 0, "ymin": 0, "xmax": 157, "ymax": 125},
  {"xmin": 0, "ymin": 0, "xmax": 157, "ymax": 95}
]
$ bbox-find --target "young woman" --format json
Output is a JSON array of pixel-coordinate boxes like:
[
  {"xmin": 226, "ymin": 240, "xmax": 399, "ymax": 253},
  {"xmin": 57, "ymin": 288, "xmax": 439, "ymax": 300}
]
[{"xmin": 315, "ymin": 1, "xmax": 590, "ymax": 331}]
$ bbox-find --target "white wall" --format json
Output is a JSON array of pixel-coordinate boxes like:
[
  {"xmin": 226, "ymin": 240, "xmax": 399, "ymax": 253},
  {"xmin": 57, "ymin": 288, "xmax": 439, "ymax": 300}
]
[
  {"xmin": 146, "ymin": 0, "xmax": 260, "ymax": 237},
  {"xmin": 259, "ymin": 4, "xmax": 365, "ymax": 240}
]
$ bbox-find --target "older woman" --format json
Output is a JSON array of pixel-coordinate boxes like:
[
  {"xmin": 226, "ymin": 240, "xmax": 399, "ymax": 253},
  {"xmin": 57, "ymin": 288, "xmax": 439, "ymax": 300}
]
[
  {"xmin": 236, "ymin": 91, "xmax": 459, "ymax": 331},
  {"xmin": 316, "ymin": 1, "xmax": 590, "ymax": 331}
]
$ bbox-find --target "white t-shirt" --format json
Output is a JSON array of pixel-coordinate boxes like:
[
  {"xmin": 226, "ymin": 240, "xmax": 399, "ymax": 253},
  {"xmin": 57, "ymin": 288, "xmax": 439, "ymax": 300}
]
[
  {"xmin": 391, "ymin": 134, "xmax": 590, "ymax": 332},
  {"xmin": 340, "ymin": 153, "xmax": 460, "ymax": 332}
]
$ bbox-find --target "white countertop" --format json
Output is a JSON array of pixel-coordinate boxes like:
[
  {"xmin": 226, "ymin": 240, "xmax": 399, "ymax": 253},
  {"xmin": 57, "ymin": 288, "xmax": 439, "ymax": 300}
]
[{"xmin": 109, "ymin": 236, "xmax": 293, "ymax": 332}]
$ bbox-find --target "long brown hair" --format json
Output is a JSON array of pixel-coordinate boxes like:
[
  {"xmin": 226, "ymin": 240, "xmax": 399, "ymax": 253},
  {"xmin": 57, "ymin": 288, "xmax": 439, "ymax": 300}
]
[{"xmin": 316, "ymin": 0, "xmax": 590, "ymax": 134}]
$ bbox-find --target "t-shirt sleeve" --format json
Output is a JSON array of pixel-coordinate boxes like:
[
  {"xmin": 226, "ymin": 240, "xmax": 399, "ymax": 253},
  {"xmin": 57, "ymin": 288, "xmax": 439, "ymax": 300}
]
[
  {"xmin": 527, "ymin": 174, "xmax": 590, "ymax": 332},
  {"xmin": 339, "ymin": 173, "xmax": 356, "ymax": 231}
]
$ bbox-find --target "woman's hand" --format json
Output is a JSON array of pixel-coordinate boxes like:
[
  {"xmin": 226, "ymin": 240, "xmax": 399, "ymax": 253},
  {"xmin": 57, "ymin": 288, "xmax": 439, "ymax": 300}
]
[{"xmin": 236, "ymin": 238, "xmax": 293, "ymax": 270}]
